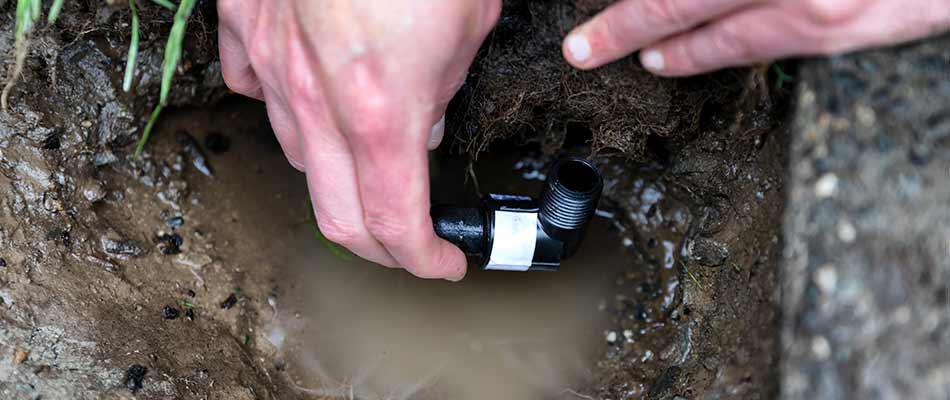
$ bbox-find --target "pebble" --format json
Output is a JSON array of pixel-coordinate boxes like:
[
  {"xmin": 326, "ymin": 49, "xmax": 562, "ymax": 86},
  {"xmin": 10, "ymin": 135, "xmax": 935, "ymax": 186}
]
[
  {"xmin": 606, "ymin": 331, "xmax": 617, "ymax": 343},
  {"xmin": 101, "ymin": 237, "xmax": 144, "ymax": 257},
  {"xmin": 814, "ymin": 173, "xmax": 838, "ymax": 198},
  {"xmin": 811, "ymin": 336, "xmax": 832, "ymax": 360},
  {"xmin": 123, "ymin": 364, "xmax": 147, "ymax": 393},
  {"xmin": 163, "ymin": 305, "xmax": 180, "ymax": 320},
  {"xmin": 13, "ymin": 347, "xmax": 28, "ymax": 364},
  {"xmin": 837, "ymin": 219, "xmax": 857, "ymax": 243},
  {"xmin": 156, "ymin": 233, "xmax": 183, "ymax": 255},
  {"xmin": 623, "ymin": 329, "xmax": 634, "ymax": 341},
  {"xmin": 220, "ymin": 293, "xmax": 238, "ymax": 310},
  {"xmin": 82, "ymin": 182, "xmax": 107, "ymax": 203},
  {"xmin": 814, "ymin": 264, "xmax": 837, "ymax": 293}
]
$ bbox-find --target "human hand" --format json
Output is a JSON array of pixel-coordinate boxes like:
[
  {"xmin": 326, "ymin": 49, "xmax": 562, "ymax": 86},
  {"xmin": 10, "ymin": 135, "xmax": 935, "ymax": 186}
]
[
  {"xmin": 562, "ymin": 0, "xmax": 950, "ymax": 76},
  {"xmin": 217, "ymin": 0, "xmax": 501, "ymax": 280}
]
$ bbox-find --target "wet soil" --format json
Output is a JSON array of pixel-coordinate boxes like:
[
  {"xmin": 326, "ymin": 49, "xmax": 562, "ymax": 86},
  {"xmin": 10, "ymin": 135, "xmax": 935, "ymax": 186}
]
[{"xmin": 0, "ymin": 1, "xmax": 790, "ymax": 399}]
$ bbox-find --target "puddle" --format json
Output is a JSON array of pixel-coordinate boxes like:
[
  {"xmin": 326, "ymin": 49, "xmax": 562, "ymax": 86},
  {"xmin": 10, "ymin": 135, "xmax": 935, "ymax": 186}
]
[
  {"xmin": 279, "ymin": 153, "xmax": 628, "ymax": 399},
  {"xmin": 146, "ymin": 100, "xmax": 632, "ymax": 399}
]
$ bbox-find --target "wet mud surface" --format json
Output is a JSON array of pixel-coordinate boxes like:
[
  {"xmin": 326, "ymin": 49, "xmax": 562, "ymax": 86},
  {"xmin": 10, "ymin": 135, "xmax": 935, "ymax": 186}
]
[{"xmin": 0, "ymin": 1, "xmax": 793, "ymax": 399}]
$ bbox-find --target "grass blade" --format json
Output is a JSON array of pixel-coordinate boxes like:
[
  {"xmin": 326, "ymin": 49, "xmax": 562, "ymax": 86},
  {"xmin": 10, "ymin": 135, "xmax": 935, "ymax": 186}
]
[
  {"xmin": 135, "ymin": 0, "xmax": 194, "ymax": 156},
  {"xmin": 305, "ymin": 202, "xmax": 353, "ymax": 261},
  {"xmin": 15, "ymin": 0, "xmax": 34, "ymax": 43},
  {"xmin": 47, "ymin": 0, "xmax": 65, "ymax": 25},
  {"xmin": 149, "ymin": 0, "xmax": 176, "ymax": 11},
  {"xmin": 122, "ymin": 0, "xmax": 140, "ymax": 92},
  {"xmin": 135, "ymin": 104, "xmax": 163, "ymax": 157},
  {"xmin": 160, "ymin": 0, "xmax": 196, "ymax": 104},
  {"xmin": 29, "ymin": 0, "xmax": 40, "ymax": 23}
]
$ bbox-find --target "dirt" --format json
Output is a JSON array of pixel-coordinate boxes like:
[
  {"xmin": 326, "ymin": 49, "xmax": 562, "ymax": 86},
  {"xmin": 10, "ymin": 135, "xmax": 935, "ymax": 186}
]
[
  {"xmin": 0, "ymin": 1, "xmax": 791, "ymax": 399},
  {"xmin": 782, "ymin": 34, "xmax": 950, "ymax": 399},
  {"xmin": 448, "ymin": 0, "xmax": 747, "ymax": 160}
]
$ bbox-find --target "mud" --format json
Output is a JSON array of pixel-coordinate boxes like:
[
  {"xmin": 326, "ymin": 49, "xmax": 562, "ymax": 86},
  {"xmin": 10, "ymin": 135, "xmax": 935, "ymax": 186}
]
[{"xmin": 0, "ymin": 1, "xmax": 791, "ymax": 399}]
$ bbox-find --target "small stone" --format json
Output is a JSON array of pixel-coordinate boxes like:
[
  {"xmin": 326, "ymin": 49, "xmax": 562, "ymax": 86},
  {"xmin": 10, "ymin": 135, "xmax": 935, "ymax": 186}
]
[
  {"xmin": 606, "ymin": 331, "xmax": 617, "ymax": 343},
  {"xmin": 175, "ymin": 253, "xmax": 212, "ymax": 269},
  {"xmin": 82, "ymin": 181, "xmax": 107, "ymax": 203},
  {"xmin": 177, "ymin": 132, "xmax": 214, "ymax": 177},
  {"xmin": 814, "ymin": 173, "xmax": 838, "ymax": 198},
  {"xmin": 623, "ymin": 329, "xmax": 634, "ymax": 341},
  {"xmin": 687, "ymin": 237, "xmax": 729, "ymax": 267},
  {"xmin": 123, "ymin": 364, "xmax": 147, "ymax": 393},
  {"xmin": 13, "ymin": 347, "xmax": 28, "ymax": 364},
  {"xmin": 811, "ymin": 336, "xmax": 831, "ymax": 360},
  {"xmin": 93, "ymin": 150, "xmax": 118, "ymax": 167},
  {"xmin": 641, "ymin": 350, "xmax": 654, "ymax": 362},
  {"xmin": 156, "ymin": 233, "xmax": 183, "ymax": 255},
  {"xmin": 101, "ymin": 237, "xmax": 144, "ymax": 257},
  {"xmin": 81, "ymin": 120, "xmax": 93, "ymax": 128},
  {"xmin": 837, "ymin": 219, "xmax": 857, "ymax": 243},
  {"xmin": 220, "ymin": 293, "xmax": 238, "ymax": 310},
  {"xmin": 814, "ymin": 264, "xmax": 837, "ymax": 293},
  {"xmin": 166, "ymin": 216, "xmax": 184, "ymax": 230},
  {"xmin": 162, "ymin": 305, "xmax": 180, "ymax": 320}
]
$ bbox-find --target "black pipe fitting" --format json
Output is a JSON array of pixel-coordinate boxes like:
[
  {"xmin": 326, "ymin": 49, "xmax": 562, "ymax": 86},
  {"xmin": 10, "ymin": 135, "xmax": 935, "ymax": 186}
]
[{"xmin": 431, "ymin": 157, "xmax": 602, "ymax": 271}]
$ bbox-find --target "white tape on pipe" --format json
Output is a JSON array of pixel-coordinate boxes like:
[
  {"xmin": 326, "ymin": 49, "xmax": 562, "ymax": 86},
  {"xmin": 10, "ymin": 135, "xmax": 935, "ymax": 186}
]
[{"xmin": 485, "ymin": 211, "xmax": 537, "ymax": 271}]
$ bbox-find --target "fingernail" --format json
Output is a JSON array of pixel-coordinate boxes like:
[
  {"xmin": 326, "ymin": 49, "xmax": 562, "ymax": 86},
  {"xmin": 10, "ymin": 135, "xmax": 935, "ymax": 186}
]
[
  {"xmin": 447, "ymin": 267, "xmax": 466, "ymax": 282},
  {"xmin": 566, "ymin": 34, "xmax": 592, "ymax": 62},
  {"xmin": 427, "ymin": 114, "xmax": 445, "ymax": 151},
  {"xmin": 641, "ymin": 50, "xmax": 665, "ymax": 72}
]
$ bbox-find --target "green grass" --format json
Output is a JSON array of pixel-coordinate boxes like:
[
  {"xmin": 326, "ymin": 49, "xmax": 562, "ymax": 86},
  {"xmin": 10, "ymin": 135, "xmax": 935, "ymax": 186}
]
[
  {"xmin": 305, "ymin": 202, "xmax": 354, "ymax": 261},
  {"xmin": 150, "ymin": 0, "xmax": 177, "ymax": 11},
  {"xmin": 14, "ymin": 0, "xmax": 36, "ymax": 44},
  {"xmin": 29, "ymin": 0, "xmax": 39, "ymax": 23},
  {"xmin": 47, "ymin": 0, "xmax": 65, "ymax": 24},
  {"xmin": 773, "ymin": 62, "xmax": 794, "ymax": 90},
  {"xmin": 4, "ymin": 0, "xmax": 39, "ymax": 110},
  {"xmin": 122, "ymin": 0, "xmax": 140, "ymax": 92},
  {"xmin": 134, "ymin": 104, "xmax": 164, "ymax": 155},
  {"xmin": 135, "ymin": 0, "xmax": 197, "ymax": 157}
]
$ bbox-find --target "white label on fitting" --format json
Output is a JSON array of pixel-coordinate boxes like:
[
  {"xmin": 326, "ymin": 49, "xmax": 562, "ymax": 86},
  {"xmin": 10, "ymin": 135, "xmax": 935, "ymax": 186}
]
[{"xmin": 485, "ymin": 211, "xmax": 537, "ymax": 271}]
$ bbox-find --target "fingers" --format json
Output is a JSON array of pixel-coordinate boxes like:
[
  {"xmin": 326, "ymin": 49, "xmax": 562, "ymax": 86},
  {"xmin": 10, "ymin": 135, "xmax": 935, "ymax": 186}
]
[
  {"xmin": 293, "ymin": 105, "xmax": 401, "ymax": 269},
  {"xmin": 332, "ymin": 65, "xmax": 467, "ymax": 281},
  {"xmin": 639, "ymin": 6, "xmax": 814, "ymax": 76},
  {"xmin": 260, "ymin": 86, "xmax": 306, "ymax": 171},
  {"xmin": 218, "ymin": 23, "xmax": 264, "ymax": 100},
  {"xmin": 563, "ymin": 0, "xmax": 759, "ymax": 69},
  {"xmin": 427, "ymin": 114, "xmax": 446, "ymax": 151}
]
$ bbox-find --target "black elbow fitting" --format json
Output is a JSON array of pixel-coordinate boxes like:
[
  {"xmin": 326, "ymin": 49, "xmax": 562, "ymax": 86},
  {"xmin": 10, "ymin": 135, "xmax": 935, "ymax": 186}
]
[{"xmin": 431, "ymin": 157, "xmax": 602, "ymax": 271}]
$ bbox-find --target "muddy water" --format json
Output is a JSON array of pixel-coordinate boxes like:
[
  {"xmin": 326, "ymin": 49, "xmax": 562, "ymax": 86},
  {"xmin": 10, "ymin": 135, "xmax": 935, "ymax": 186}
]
[
  {"xmin": 283, "ymin": 219, "xmax": 624, "ymax": 399},
  {"xmin": 276, "ymin": 153, "xmax": 628, "ymax": 399}
]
